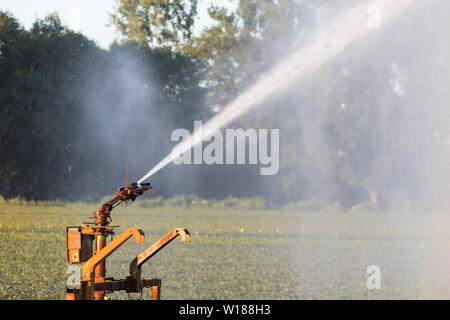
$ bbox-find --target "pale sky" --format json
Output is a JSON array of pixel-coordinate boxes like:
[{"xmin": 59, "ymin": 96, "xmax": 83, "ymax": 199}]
[{"xmin": 0, "ymin": 0, "xmax": 236, "ymax": 49}]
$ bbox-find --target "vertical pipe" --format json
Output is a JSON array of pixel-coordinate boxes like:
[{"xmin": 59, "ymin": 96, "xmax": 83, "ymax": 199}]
[
  {"xmin": 94, "ymin": 234, "xmax": 106, "ymax": 300},
  {"xmin": 150, "ymin": 285, "xmax": 161, "ymax": 300},
  {"xmin": 66, "ymin": 291, "xmax": 75, "ymax": 300}
]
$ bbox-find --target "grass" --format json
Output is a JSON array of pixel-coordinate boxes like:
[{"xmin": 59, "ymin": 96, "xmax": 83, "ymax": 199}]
[{"xmin": 0, "ymin": 198, "xmax": 448, "ymax": 300}]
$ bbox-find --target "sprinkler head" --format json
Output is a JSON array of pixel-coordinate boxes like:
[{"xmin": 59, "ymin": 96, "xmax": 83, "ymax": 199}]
[
  {"xmin": 138, "ymin": 183, "xmax": 151, "ymax": 187},
  {"xmin": 137, "ymin": 183, "xmax": 152, "ymax": 192},
  {"xmin": 118, "ymin": 182, "xmax": 152, "ymax": 191},
  {"xmin": 118, "ymin": 182, "xmax": 152, "ymax": 200}
]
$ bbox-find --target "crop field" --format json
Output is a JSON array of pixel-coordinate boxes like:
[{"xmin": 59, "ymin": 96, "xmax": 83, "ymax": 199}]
[{"xmin": 0, "ymin": 199, "xmax": 449, "ymax": 300}]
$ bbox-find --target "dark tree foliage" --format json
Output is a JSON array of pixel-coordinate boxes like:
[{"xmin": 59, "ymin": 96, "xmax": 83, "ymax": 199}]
[
  {"xmin": 1, "ymin": 0, "xmax": 448, "ymax": 210},
  {"xmin": 0, "ymin": 13, "xmax": 103, "ymax": 200},
  {"xmin": 0, "ymin": 11, "xmax": 207, "ymax": 201}
]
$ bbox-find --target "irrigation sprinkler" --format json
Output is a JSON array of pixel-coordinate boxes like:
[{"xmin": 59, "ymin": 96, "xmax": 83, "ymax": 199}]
[{"xmin": 65, "ymin": 182, "xmax": 190, "ymax": 300}]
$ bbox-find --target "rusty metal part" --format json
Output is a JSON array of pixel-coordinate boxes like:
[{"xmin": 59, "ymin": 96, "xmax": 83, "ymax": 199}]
[
  {"xmin": 88, "ymin": 183, "xmax": 150, "ymax": 299},
  {"xmin": 150, "ymin": 283, "xmax": 161, "ymax": 300},
  {"xmin": 66, "ymin": 227, "xmax": 95, "ymax": 263},
  {"xmin": 67, "ymin": 278, "xmax": 161, "ymax": 300},
  {"xmin": 94, "ymin": 234, "xmax": 106, "ymax": 300},
  {"xmin": 131, "ymin": 228, "xmax": 190, "ymax": 275},
  {"xmin": 80, "ymin": 228, "xmax": 145, "ymax": 300},
  {"xmin": 66, "ymin": 227, "xmax": 189, "ymax": 300},
  {"xmin": 65, "ymin": 182, "xmax": 191, "ymax": 300},
  {"xmin": 83, "ymin": 228, "xmax": 145, "ymax": 280},
  {"xmin": 93, "ymin": 183, "xmax": 152, "ymax": 225},
  {"xmin": 67, "ymin": 278, "xmax": 160, "ymax": 292},
  {"xmin": 128, "ymin": 228, "xmax": 190, "ymax": 292}
]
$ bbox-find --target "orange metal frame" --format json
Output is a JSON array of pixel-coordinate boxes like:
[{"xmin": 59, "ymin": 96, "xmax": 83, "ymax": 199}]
[{"xmin": 65, "ymin": 183, "xmax": 190, "ymax": 300}]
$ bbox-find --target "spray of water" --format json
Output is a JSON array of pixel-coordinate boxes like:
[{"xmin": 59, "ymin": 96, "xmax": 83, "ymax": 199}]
[{"xmin": 138, "ymin": 0, "xmax": 413, "ymax": 185}]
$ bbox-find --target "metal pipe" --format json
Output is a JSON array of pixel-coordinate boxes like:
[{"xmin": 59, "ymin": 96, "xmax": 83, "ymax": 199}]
[{"xmin": 94, "ymin": 234, "xmax": 106, "ymax": 300}]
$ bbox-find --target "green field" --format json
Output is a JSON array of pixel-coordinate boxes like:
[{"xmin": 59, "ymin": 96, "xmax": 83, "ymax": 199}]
[{"xmin": 0, "ymin": 199, "xmax": 449, "ymax": 300}]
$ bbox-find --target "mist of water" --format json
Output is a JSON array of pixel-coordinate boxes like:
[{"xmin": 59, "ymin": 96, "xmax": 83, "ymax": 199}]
[{"xmin": 137, "ymin": 0, "xmax": 413, "ymax": 185}]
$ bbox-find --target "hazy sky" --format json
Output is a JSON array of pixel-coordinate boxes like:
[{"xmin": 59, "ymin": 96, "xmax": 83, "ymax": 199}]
[{"xmin": 0, "ymin": 0, "xmax": 236, "ymax": 49}]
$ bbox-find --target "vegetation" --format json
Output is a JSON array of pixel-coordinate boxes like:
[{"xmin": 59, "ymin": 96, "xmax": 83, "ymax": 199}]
[
  {"xmin": 110, "ymin": 0, "xmax": 198, "ymax": 51},
  {"xmin": 1, "ymin": 1, "xmax": 449, "ymax": 301},
  {"xmin": 0, "ymin": 200, "xmax": 444, "ymax": 300},
  {"xmin": 1, "ymin": 2, "xmax": 447, "ymax": 209}
]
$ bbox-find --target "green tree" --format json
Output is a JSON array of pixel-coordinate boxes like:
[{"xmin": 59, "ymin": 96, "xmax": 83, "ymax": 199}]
[
  {"xmin": 0, "ymin": 12, "xmax": 104, "ymax": 200},
  {"xmin": 191, "ymin": 0, "xmax": 319, "ymax": 108},
  {"xmin": 0, "ymin": 11, "xmax": 209, "ymax": 201},
  {"xmin": 110, "ymin": 0, "xmax": 198, "ymax": 51},
  {"xmin": 0, "ymin": 12, "xmax": 29, "ymax": 198}
]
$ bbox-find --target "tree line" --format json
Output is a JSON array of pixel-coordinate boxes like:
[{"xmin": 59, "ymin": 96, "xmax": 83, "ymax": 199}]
[{"xmin": 1, "ymin": 0, "xmax": 448, "ymax": 209}]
